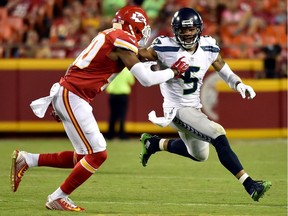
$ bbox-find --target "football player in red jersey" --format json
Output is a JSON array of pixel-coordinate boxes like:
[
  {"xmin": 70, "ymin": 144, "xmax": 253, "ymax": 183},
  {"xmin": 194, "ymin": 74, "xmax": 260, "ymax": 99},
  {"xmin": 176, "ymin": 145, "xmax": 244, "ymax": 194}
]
[{"xmin": 10, "ymin": 6, "xmax": 189, "ymax": 212}]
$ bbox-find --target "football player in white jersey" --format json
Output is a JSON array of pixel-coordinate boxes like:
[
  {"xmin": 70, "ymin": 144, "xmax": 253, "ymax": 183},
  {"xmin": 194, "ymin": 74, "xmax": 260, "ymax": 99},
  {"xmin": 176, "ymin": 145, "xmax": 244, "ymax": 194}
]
[{"xmin": 138, "ymin": 8, "xmax": 271, "ymax": 202}]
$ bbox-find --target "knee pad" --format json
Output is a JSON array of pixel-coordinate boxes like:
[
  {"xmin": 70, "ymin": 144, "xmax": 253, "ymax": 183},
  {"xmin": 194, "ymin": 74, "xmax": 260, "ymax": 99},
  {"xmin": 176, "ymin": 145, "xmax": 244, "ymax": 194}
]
[
  {"xmin": 84, "ymin": 150, "xmax": 108, "ymax": 170},
  {"xmin": 179, "ymin": 133, "xmax": 209, "ymax": 162},
  {"xmin": 73, "ymin": 152, "xmax": 85, "ymax": 166},
  {"xmin": 209, "ymin": 121, "xmax": 226, "ymax": 138},
  {"xmin": 192, "ymin": 149, "xmax": 209, "ymax": 162}
]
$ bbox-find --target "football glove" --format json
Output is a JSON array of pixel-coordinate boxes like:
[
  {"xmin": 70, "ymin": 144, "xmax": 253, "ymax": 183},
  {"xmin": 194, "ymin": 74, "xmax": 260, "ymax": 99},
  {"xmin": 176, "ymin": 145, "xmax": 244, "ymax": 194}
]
[
  {"xmin": 171, "ymin": 56, "xmax": 189, "ymax": 78},
  {"xmin": 236, "ymin": 83, "xmax": 256, "ymax": 99},
  {"xmin": 50, "ymin": 110, "xmax": 61, "ymax": 122}
]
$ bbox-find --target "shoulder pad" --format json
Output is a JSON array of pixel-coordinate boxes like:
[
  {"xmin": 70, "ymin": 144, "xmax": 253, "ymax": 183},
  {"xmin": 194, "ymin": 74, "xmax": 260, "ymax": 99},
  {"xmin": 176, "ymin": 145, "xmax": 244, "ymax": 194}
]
[
  {"xmin": 151, "ymin": 36, "xmax": 178, "ymax": 47},
  {"xmin": 151, "ymin": 36, "xmax": 180, "ymax": 53},
  {"xmin": 106, "ymin": 29, "xmax": 138, "ymax": 54},
  {"xmin": 152, "ymin": 35, "xmax": 173, "ymax": 46},
  {"xmin": 200, "ymin": 35, "xmax": 219, "ymax": 47}
]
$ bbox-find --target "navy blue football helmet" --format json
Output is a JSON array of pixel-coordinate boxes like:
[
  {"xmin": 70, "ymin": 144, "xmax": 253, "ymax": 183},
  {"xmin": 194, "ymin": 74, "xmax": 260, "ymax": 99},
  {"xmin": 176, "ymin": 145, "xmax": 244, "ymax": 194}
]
[{"xmin": 171, "ymin": 8, "xmax": 203, "ymax": 49}]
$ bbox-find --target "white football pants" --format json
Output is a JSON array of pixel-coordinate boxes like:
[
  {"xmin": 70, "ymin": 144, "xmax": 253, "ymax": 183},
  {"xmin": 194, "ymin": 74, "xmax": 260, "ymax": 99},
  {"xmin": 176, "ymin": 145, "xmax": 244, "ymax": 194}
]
[
  {"xmin": 52, "ymin": 86, "xmax": 106, "ymax": 155},
  {"xmin": 168, "ymin": 107, "xmax": 226, "ymax": 161}
]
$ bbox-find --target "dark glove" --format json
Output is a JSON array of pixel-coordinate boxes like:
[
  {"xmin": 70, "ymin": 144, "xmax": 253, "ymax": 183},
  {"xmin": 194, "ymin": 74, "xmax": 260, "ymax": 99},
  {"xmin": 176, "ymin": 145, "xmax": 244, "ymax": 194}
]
[{"xmin": 50, "ymin": 110, "xmax": 61, "ymax": 122}]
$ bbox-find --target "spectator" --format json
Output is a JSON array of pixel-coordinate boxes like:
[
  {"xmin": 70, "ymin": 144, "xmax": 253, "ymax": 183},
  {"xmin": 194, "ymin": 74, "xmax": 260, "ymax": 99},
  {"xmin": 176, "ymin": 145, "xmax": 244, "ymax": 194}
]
[
  {"xmin": 106, "ymin": 68, "xmax": 135, "ymax": 140},
  {"xmin": 220, "ymin": 0, "xmax": 252, "ymax": 36},
  {"xmin": 272, "ymin": 0, "xmax": 287, "ymax": 25},
  {"xmin": 35, "ymin": 38, "xmax": 52, "ymax": 58},
  {"xmin": 0, "ymin": 0, "xmax": 286, "ymax": 59},
  {"xmin": 21, "ymin": 29, "xmax": 39, "ymax": 58},
  {"xmin": 257, "ymin": 36, "xmax": 282, "ymax": 79}
]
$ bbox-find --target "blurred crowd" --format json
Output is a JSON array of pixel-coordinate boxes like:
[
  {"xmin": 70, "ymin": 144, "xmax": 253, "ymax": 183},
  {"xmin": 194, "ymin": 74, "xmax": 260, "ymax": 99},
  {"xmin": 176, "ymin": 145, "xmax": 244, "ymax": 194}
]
[{"xmin": 0, "ymin": 0, "xmax": 287, "ymax": 76}]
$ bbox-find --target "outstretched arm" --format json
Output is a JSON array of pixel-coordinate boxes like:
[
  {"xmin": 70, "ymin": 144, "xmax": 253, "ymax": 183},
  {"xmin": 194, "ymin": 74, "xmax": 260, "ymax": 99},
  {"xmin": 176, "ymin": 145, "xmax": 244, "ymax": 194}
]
[
  {"xmin": 116, "ymin": 48, "xmax": 188, "ymax": 87},
  {"xmin": 213, "ymin": 54, "xmax": 256, "ymax": 99}
]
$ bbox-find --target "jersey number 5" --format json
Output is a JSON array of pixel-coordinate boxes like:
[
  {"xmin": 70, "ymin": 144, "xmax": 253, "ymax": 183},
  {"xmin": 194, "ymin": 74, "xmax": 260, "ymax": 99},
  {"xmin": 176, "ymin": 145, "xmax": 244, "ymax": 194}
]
[{"xmin": 181, "ymin": 66, "xmax": 199, "ymax": 95}]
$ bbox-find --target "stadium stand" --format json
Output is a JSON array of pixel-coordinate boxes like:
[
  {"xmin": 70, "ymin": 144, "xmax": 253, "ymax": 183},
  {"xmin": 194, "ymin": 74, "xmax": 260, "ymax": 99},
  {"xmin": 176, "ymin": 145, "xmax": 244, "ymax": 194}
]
[{"xmin": 0, "ymin": 0, "xmax": 286, "ymax": 69}]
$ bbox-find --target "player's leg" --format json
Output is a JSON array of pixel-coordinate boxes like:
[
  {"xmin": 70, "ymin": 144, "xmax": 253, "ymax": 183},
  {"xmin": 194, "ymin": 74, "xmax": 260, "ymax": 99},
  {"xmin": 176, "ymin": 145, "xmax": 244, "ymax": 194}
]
[
  {"xmin": 171, "ymin": 108, "xmax": 247, "ymax": 178},
  {"xmin": 11, "ymin": 87, "xmax": 108, "ymax": 211},
  {"xmin": 10, "ymin": 87, "xmax": 87, "ymax": 193},
  {"xmin": 10, "ymin": 149, "xmax": 86, "ymax": 192},
  {"xmin": 211, "ymin": 135, "xmax": 271, "ymax": 201},
  {"xmin": 141, "ymin": 107, "xmax": 271, "ymax": 201},
  {"xmin": 140, "ymin": 107, "xmax": 210, "ymax": 166},
  {"xmin": 43, "ymin": 87, "xmax": 108, "ymax": 211},
  {"xmin": 174, "ymin": 107, "xmax": 271, "ymax": 201},
  {"xmin": 143, "ymin": 134, "xmax": 208, "ymax": 161},
  {"xmin": 176, "ymin": 132, "xmax": 209, "ymax": 161}
]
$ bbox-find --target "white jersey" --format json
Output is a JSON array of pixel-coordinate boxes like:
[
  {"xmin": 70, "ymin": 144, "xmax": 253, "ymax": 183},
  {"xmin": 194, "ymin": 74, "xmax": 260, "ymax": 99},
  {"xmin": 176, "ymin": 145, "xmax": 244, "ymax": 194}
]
[{"xmin": 151, "ymin": 35, "xmax": 220, "ymax": 109}]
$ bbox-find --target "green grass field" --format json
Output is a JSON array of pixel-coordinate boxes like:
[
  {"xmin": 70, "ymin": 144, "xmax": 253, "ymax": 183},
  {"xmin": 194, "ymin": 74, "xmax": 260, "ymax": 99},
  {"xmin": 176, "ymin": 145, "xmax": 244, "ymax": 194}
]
[{"xmin": 0, "ymin": 137, "xmax": 287, "ymax": 216}]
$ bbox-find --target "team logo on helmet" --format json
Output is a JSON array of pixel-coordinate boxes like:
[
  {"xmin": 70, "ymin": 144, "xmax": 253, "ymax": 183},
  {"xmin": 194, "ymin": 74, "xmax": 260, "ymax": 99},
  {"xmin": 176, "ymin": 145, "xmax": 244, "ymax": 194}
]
[
  {"xmin": 182, "ymin": 19, "xmax": 194, "ymax": 27},
  {"xmin": 131, "ymin": 12, "xmax": 147, "ymax": 25}
]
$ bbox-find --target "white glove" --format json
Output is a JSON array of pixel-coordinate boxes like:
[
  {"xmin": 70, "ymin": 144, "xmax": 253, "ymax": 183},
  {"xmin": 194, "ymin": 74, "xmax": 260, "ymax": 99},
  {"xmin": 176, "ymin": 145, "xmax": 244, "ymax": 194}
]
[{"xmin": 236, "ymin": 83, "xmax": 256, "ymax": 99}]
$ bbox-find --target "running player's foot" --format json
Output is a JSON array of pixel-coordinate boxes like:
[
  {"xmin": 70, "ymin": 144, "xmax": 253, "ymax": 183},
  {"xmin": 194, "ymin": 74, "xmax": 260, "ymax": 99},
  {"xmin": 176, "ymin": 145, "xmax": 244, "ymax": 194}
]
[
  {"xmin": 10, "ymin": 150, "xmax": 29, "ymax": 192},
  {"xmin": 249, "ymin": 180, "xmax": 272, "ymax": 201},
  {"xmin": 45, "ymin": 195, "xmax": 85, "ymax": 212},
  {"xmin": 140, "ymin": 133, "xmax": 160, "ymax": 167}
]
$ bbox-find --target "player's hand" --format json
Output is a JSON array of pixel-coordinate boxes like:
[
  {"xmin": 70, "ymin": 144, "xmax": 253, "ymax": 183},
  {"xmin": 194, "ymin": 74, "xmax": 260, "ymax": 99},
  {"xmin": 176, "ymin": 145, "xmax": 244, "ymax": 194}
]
[
  {"xmin": 50, "ymin": 110, "xmax": 61, "ymax": 122},
  {"xmin": 236, "ymin": 83, "xmax": 256, "ymax": 99},
  {"xmin": 171, "ymin": 56, "xmax": 189, "ymax": 78}
]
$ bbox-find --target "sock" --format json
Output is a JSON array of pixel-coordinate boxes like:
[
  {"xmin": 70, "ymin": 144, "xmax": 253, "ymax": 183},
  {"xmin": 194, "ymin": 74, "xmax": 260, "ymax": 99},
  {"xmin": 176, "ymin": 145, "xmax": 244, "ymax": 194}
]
[
  {"xmin": 238, "ymin": 173, "xmax": 254, "ymax": 193},
  {"xmin": 159, "ymin": 139, "xmax": 166, "ymax": 150},
  {"xmin": 60, "ymin": 158, "xmax": 94, "ymax": 195},
  {"xmin": 24, "ymin": 153, "xmax": 39, "ymax": 167},
  {"xmin": 60, "ymin": 151, "xmax": 107, "ymax": 195},
  {"xmin": 238, "ymin": 173, "xmax": 249, "ymax": 184},
  {"xmin": 49, "ymin": 187, "xmax": 68, "ymax": 200},
  {"xmin": 167, "ymin": 139, "xmax": 199, "ymax": 161},
  {"xmin": 211, "ymin": 135, "xmax": 243, "ymax": 175},
  {"xmin": 38, "ymin": 151, "xmax": 84, "ymax": 168},
  {"xmin": 243, "ymin": 177, "xmax": 255, "ymax": 194}
]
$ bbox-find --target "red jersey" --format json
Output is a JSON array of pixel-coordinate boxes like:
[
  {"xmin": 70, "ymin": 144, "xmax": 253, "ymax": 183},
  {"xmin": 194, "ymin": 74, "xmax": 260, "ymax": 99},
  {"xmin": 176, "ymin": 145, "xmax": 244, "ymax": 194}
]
[{"xmin": 60, "ymin": 28, "xmax": 138, "ymax": 103}]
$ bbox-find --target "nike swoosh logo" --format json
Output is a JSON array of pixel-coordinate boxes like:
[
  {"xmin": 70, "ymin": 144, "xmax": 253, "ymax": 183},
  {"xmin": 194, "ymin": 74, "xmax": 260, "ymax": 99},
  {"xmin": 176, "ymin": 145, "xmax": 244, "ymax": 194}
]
[
  {"xmin": 17, "ymin": 164, "xmax": 27, "ymax": 178},
  {"xmin": 68, "ymin": 206, "xmax": 82, "ymax": 212}
]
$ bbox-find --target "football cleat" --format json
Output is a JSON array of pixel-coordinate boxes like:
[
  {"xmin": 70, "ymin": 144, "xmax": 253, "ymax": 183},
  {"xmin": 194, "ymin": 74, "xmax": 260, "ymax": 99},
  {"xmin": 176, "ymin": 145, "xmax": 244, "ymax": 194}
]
[
  {"xmin": 140, "ymin": 133, "xmax": 152, "ymax": 167},
  {"xmin": 250, "ymin": 180, "xmax": 272, "ymax": 201},
  {"xmin": 10, "ymin": 150, "xmax": 29, "ymax": 192},
  {"xmin": 140, "ymin": 133, "xmax": 161, "ymax": 167},
  {"xmin": 45, "ymin": 195, "xmax": 85, "ymax": 212}
]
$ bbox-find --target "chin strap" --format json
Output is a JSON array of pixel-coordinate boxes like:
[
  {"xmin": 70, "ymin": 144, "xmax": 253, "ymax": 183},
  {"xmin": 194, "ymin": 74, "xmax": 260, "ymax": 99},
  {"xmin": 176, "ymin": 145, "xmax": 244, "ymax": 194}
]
[{"xmin": 112, "ymin": 23, "xmax": 122, "ymax": 29}]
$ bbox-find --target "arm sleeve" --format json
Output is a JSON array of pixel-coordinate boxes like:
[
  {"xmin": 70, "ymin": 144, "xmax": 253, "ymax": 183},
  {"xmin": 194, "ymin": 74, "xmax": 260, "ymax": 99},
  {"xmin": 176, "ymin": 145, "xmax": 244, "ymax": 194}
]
[
  {"xmin": 130, "ymin": 62, "xmax": 174, "ymax": 87},
  {"xmin": 217, "ymin": 63, "xmax": 242, "ymax": 90}
]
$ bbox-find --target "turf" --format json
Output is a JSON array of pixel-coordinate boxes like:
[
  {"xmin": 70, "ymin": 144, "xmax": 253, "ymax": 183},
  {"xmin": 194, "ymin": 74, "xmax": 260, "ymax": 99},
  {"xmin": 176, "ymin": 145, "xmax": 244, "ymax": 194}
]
[{"xmin": 0, "ymin": 137, "xmax": 287, "ymax": 216}]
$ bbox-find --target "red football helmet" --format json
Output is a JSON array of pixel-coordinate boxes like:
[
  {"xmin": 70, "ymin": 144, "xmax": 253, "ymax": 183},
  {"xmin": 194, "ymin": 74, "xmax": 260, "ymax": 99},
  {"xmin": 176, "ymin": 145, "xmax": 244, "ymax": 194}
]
[{"xmin": 112, "ymin": 6, "xmax": 151, "ymax": 46}]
